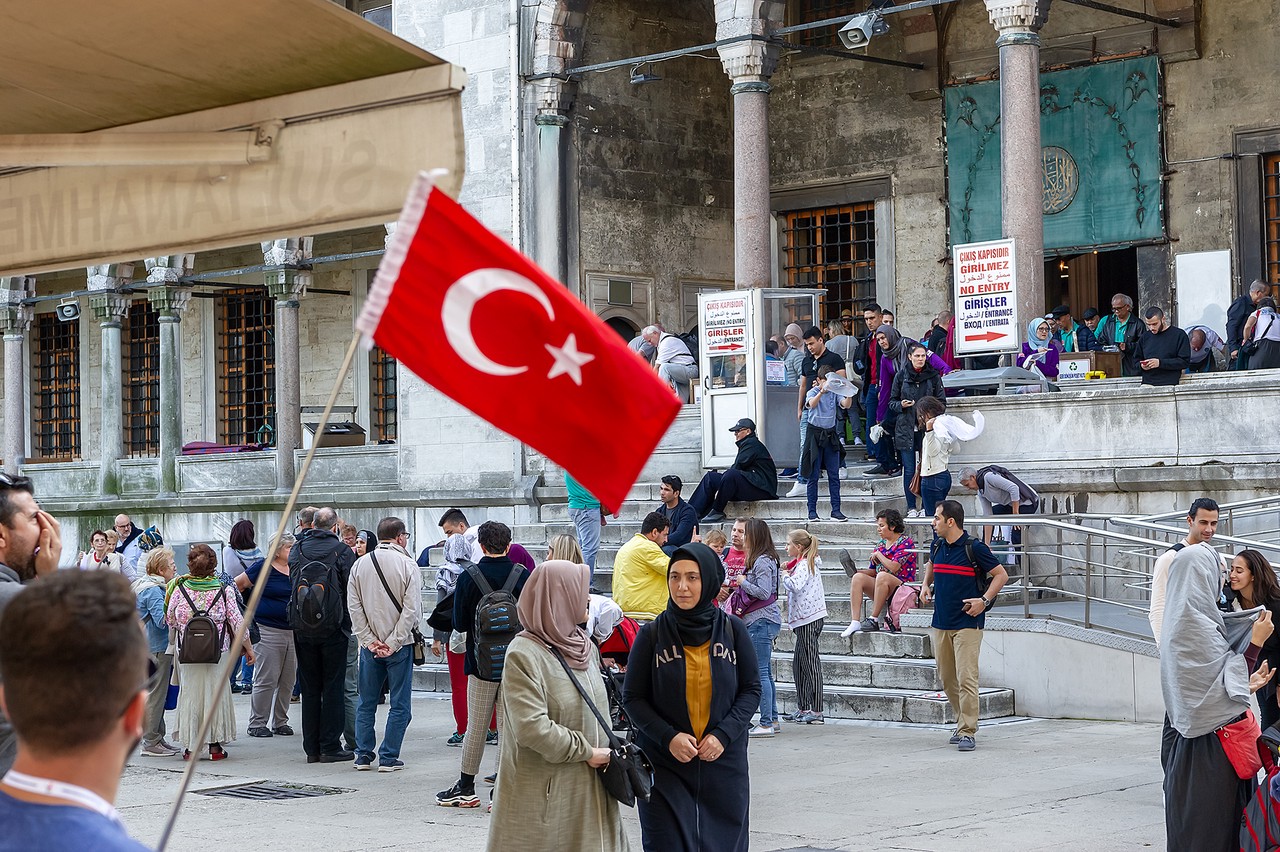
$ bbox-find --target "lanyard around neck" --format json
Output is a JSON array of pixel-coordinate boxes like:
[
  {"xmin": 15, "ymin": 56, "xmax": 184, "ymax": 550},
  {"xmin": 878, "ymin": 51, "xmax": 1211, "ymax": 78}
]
[{"xmin": 2, "ymin": 770, "xmax": 121, "ymax": 823}]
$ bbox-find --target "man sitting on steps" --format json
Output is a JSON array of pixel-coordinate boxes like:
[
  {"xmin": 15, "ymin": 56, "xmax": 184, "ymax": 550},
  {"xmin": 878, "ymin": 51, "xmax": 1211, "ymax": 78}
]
[{"xmin": 689, "ymin": 419, "xmax": 778, "ymax": 524}]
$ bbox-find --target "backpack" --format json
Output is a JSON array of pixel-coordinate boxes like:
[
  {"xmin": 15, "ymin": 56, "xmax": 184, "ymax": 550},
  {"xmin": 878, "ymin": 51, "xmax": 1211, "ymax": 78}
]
[
  {"xmin": 177, "ymin": 584, "xmax": 229, "ymax": 664},
  {"xmin": 886, "ymin": 583, "xmax": 920, "ymax": 633},
  {"xmin": 289, "ymin": 557, "xmax": 345, "ymax": 639},
  {"xmin": 976, "ymin": 465, "xmax": 1039, "ymax": 505},
  {"xmin": 930, "ymin": 536, "xmax": 990, "ymax": 596},
  {"xmin": 465, "ymin": 564, "xmax": 524, "ymax": 682},
  {"xmin": 674, "ymin": 329, "xmax": 699, "ymax": 366},
  {"xmin": 1242, "ymin": 727, "xmax": 1280, "ymax": 851}
]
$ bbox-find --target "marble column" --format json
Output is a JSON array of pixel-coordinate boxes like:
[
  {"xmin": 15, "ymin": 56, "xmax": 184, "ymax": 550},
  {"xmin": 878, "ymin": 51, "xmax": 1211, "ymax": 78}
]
[
  {"xmin": 1, "ymin": 277, "xmax": 35, "ymax": 476},
  {"xmin": 87, "ymin": 263, "xmax": 135, "ymax": 497},
  {"xmin": 717, "ymin": 39, "xmax": 780, "ymax": 290},
  {"xmin": 263, "ymin": 238, "xmax": 312, "ymax": 492},
  {"xmin": 534, "ymin": 109, "xmax": 571, "ymax": 285},
  {"xmin": 145, "ymin": 255, "xmax": 195, "ymax": 496},
  {"xmin": 985, "ymin": 0, "xmax": 1050, "ymax": 334}
]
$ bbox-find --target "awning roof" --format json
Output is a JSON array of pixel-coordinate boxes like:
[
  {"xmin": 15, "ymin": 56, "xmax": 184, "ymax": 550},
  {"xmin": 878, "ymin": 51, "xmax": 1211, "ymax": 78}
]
[
  {"xmin": 0, "ymin": 0, "xmax": 466, "ymax": 277},
  {"xmin": 1, "ymin": 0, "xmax": 446, "ymax": 134}
]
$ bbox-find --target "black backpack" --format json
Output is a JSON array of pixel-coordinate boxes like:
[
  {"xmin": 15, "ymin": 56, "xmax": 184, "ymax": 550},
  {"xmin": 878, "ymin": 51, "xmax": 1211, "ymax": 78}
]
[
  {"xmin": 930, "ymin": 536, "xmax": 990, "ymax": 596},
  {"xmin": 465, "ymin": 564, "xmax": 523, "ymax": 682},
  {"xmin": 976, "ymin": 465, "xmax": 1039, "ymax": 505},
  {"xmin": 289, "ymin": 558, "xmax": 345, "ymax": 639},
  {"xmin": 177, "ymin": 584, "xmax": 229, "ymax": 665}
]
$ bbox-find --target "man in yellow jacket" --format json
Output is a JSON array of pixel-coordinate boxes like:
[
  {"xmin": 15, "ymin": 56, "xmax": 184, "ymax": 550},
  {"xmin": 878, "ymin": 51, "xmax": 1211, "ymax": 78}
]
[{"xmin": 612, "ymin": 513, "xmax": 671, "ymax": 620}]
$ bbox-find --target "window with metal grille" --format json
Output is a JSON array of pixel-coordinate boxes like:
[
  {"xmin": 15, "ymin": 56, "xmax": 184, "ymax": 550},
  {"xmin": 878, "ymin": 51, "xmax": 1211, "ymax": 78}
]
[
  {"xmin": 31, "ymin": 313, "xmax": 80, "ymax": 461},
  {"xmin": 217, "ymin": 289, "xmax": 275, "ymax": 447},
  {"xmin": 789, "ymin": 0, "xmax": 862, "ymax": 48},
  {"xmin": 1265, "ymin": 152, "xmax": 1280, "ymax": 286},
  {"xmin": 123, "ymin": 302, "xmax": 160, "ymax": 457},
  {"xmin": 370, "ymin": 346, "xmax": 397, "ymax": 444},
  {"xmin": 782, "ymin": 202, "xmax": 876, "ymax": 330}
]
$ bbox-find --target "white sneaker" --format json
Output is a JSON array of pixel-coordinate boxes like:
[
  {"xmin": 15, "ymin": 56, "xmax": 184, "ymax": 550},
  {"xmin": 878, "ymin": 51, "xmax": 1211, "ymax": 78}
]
[
  {"xmin": 907, "ymin": 509, "xmax": 923, "ymax": 518},
  {"xmin": 747, "ymin": 724, "xmax": 776, "ymax": 738},
  {"xmin": 839, "ymin": 621, "xmax": 862, "ymax": 638},
  {"xmin": 786, "ymin": 482, "xmax": 806, "ymax": 498}
]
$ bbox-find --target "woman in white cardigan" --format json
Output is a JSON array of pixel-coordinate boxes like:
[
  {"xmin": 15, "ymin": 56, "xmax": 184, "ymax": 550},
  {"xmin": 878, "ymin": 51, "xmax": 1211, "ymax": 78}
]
[{"xmin": 782, "ymin": 529, "xmax": 828, "ymax": 725}]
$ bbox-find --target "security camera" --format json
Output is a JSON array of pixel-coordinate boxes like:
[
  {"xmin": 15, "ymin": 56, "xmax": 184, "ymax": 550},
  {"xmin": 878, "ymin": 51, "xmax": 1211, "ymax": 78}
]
[
  {"xmin": 55, "ymin": 299, "xmax": 80, "ymax": 322},
  {"xmin": 838, "ymin": 12, "xmax": 888, "ymax": 50}
]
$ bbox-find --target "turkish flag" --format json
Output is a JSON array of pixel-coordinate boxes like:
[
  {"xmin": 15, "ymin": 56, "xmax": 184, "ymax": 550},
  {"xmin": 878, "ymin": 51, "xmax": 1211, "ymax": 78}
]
[{"xmin": 356, "ymin": 172, "xmax": 682, "ymax": 511}]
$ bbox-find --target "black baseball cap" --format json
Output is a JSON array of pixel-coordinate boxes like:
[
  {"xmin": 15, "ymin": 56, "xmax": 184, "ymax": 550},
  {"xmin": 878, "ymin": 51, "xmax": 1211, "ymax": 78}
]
[
  {"xmin": 1049, "ymin": 305, "xmax": 1072, "ymax": 318},
  {"xmin": 728, "ymin": 418, "xmax": 756, "ymax": 433}
]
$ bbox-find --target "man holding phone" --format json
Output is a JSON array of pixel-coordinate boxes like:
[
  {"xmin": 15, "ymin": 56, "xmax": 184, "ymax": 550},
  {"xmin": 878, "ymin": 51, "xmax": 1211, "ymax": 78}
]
[{"xmin": 921, "ymin": 500, "xmax": 1007, "ymax": 753}]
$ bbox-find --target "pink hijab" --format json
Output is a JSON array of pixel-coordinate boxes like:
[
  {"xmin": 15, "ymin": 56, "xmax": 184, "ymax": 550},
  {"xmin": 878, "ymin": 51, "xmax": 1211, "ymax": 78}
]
[{"xmin": 516, "ymin": 560, "xmax": 592, "ymax": 670}]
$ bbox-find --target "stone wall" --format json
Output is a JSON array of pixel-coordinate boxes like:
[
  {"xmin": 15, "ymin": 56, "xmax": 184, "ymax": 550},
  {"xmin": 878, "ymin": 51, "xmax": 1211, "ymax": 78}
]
[{"xmin": 573, "ymin": 0, "xmax": 736, "ymax": 330}]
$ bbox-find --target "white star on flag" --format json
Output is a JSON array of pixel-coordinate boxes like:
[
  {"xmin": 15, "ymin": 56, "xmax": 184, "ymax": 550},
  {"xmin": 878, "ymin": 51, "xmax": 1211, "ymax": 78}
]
[{"xmin": 544, "ymin": 333, "xmax": 595, "ymax": 385}]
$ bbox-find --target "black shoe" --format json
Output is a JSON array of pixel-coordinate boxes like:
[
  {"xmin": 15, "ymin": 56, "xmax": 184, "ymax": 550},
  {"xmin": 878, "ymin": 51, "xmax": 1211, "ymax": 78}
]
[
  {"xmin": 272, "ymin": 725, "xmax": 294, "ymax": 736},
  {"xmin": 484, "ymin": 772, "xmax": 497, "ymax": 785},
  {"xmin": 247, "ymin": 726, "xmax": 273, "ymax": 738},
  {"xmin": 864, "ymin": 465, "xmax": 889, "ymax": 476},
  {"xmin": 436, "ymin": 781, "xmax": 480, "ymax": 808},
  {"xmin": 306, "ymin": 754, "xmax": 320, "ymax": 764},
  {"xmin": 318, "ymin": 750, "xmax": 354, "ymax": 763},
  {"xmin": 885, "ymin": 467, "xmax": 902, "ymax": 476},
  {"xmin": 701, "ymin": 511, "xmax": 726, "ymax": 524}
]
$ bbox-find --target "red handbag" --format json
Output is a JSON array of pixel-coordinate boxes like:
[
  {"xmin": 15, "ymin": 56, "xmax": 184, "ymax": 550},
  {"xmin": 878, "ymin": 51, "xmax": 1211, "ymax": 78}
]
[{"xmin": 1216, "ymin": 709, "xmax": 1264, "ymax": 779}]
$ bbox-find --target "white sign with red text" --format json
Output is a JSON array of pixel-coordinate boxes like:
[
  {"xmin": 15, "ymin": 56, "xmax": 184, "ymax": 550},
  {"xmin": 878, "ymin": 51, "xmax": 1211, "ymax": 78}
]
[
  {"xmin": 953, "ymin": 238, "xmax": 1019, "ymax": 356},
  {"xmin": 702, "ymin": 293, "xmax": 749, "ymax": 354}
]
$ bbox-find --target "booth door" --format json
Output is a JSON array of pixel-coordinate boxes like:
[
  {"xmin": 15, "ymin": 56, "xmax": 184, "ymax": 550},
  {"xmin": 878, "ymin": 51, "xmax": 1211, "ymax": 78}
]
[{"xmin": 699, "ymin": 291, "xmax": 753, "ymax": 469}]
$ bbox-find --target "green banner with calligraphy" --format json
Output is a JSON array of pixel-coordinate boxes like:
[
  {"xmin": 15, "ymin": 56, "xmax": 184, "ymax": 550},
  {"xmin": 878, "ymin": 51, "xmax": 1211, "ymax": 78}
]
[{"xmin": 944, "ymin": 55, "xmax": 1164, "ymax": 251}]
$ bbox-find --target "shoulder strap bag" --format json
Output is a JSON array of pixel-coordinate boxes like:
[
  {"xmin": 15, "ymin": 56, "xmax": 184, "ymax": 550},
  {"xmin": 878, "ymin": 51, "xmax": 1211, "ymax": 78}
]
[
  {"xmin": 369, "ymin": 552, "xmax": 427, "ymax": 666},
  {"xmin": 549, "ymin": 646, "xmax": 653, "ymax": 808}
]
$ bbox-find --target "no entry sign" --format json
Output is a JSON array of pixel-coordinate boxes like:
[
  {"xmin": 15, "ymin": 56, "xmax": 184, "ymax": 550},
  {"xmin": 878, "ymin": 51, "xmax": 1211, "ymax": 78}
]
[{"xmin": 953, "ymin": 238, "xmax": 1019, "ymax": 356}]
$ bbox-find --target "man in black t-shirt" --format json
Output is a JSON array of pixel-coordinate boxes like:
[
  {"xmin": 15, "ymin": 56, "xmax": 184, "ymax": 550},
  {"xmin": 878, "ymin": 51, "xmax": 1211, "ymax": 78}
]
[{"xmin": 786, "ymin": 326, "xmax": 847, "ymax": 498}]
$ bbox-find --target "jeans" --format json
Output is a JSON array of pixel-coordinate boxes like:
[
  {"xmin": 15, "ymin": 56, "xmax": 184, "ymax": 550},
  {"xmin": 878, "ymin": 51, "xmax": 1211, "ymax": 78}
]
[
  {"xmin": 230, "ymin": 654, "xmax": 254, "ymax": 688},
  {"xmin": 862, "ymin": 383, "xmax": 878, "ymax": 448},
  {"xmin": 921, "ymin": 470, "xmax": 952, "ymax": 517},
  {"xmin": 901, "ymin": 446, "xmax": 918, "ymax": 510},
  {"xmin": 568, "ymin": 506, "xmax": 601, "ymax": 580},
  {"xmin": 295, "ymin": 632, "xmax": 350, "ymax": 756},
  {"xmin": 746, "ymin": 619, "xmax": 780, "ymax": 726},
  {"xmin": 796, "ymin": 409, "xmax": 810, "ymax": 484},
  {"xmin": 355, "ymin": 645, "xmax": 414, "ymax": 762},
  {"xmin": 806, "ymin": 443, "xmax": 841, "ymax": 516},
  {"xmin": 657, "ymin": 362, "xmax": 697, "ymax": 402}
]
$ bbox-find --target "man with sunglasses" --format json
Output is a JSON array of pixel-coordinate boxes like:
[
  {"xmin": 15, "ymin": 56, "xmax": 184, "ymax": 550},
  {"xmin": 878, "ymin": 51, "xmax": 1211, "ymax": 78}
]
[
  {"xmin": 0, "ymin": 570, "xmax": 151, "ymax": 850},
  {"xmin": 0, "ymin": 473, "xmax": 63, "ymax": 775}
]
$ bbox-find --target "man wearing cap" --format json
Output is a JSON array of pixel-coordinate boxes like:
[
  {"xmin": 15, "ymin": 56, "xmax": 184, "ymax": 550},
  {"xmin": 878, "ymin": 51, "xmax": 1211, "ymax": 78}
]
[
  {"xmin": 1049, "ymin": 305, "xmax": 1098, "ymax": 353},
  {"xmin": 1081, "ymin": 308, "xmax": 1100, "ymax": 334},
  {"xmin": 689, "ymin": 419, "xmax": 778, "ymax": 524}
]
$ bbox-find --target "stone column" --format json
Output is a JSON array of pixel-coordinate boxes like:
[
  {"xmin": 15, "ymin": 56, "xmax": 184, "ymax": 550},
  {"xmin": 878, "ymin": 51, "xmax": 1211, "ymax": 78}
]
[
  {"xmin": 87, "ymin": 263, "xmax": 135, "ymax": 497},
  {"xmin": 985, "ymin": 0, "xmax": 1050, "ymax": 333},
  {"xmin": 717, "ymin": 33, "xmax": 781, "ymax": 289},
  {"xmin": 1, "ymin": 277, "xmax": 35, "ymax": 476},
  {"xmin": 145, "ymin": 255, "xmax": 194, "ymax": 496},
  {"xmin": 534, "ymin": 109, "xmax": 571, "ymax": 285},
  {"xmin": 263, "ymin": 239, "xmax": 312, "ymax": 492}
]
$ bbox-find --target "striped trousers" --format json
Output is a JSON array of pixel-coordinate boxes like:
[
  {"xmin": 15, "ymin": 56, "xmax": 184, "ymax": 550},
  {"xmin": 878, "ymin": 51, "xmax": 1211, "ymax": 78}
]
[
  {"xmin": 792, "ymin": 619, "xmax": 825, "ymax": 713},
  {"xmin": 460, "ymin": 675, "xmax": 504, "ymax": 777}
]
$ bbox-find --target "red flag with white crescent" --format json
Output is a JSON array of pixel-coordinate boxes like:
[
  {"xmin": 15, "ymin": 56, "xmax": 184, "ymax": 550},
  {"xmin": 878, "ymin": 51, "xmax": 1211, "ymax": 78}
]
[{"xmin": 357, "ymin": 172, "xmax": 682, "ymax": 511}]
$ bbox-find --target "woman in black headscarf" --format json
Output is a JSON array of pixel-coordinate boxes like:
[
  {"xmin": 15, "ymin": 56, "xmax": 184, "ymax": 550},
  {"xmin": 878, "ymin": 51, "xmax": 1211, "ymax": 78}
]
[{"xmin": 622, "ymin": 543, "xmax": 763, "ymax": 852}]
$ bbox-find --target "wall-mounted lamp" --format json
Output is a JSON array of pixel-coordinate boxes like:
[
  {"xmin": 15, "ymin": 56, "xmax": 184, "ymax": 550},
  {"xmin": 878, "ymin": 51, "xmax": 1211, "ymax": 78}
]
[{"xmin": 629, "ymin": 62, "xmax": 661, "ymax": 85}]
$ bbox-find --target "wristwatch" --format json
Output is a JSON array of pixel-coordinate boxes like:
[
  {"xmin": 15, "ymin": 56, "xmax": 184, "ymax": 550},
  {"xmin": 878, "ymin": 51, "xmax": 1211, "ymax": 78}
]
[{"xmin": 982, "ymin": 596, "xmax": 995, "ymax": 611}]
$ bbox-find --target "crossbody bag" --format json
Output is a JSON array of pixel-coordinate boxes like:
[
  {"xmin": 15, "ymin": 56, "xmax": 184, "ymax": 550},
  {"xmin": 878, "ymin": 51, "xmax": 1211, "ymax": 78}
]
[{"xmin": 369, "ymin": 552, "xmax": 427, "ymax": 666}]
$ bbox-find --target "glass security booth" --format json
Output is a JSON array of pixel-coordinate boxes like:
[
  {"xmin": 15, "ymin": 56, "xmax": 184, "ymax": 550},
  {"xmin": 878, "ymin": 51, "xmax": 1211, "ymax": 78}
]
[{"xmin": 697, "ymin": 288, "xmax": 826, "ymax": 470}]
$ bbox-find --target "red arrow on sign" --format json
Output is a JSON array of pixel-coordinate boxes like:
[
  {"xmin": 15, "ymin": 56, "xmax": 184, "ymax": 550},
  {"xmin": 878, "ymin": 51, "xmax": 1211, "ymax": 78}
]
[
  {"xmin": 964, "ymin": 330, "xmax": 1007, "ymax": 342},
  {"xmin": 710, "ymin": 343, "xmax": 745, "ymax": 351}
]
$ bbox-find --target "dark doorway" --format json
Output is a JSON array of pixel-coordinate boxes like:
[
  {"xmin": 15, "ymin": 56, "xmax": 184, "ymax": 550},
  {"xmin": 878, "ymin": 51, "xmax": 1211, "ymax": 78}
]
[
  {"xmin": 605, "ymin": 316, "xmax": 639, "ymax": 342},
  {"xmin": 1043, "ymin": 247, "xmax": 1139, "ymax": 320}
]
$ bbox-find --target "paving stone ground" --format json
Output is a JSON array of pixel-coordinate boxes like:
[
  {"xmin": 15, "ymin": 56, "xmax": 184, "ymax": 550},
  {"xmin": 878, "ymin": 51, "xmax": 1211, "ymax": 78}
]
[{"xmin": 120, "ymin": 691, "xmax": 1167, "ymax": 851}]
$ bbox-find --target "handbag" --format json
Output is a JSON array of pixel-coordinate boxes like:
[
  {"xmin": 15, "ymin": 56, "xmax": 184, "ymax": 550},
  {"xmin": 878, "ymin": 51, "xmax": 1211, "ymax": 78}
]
[
  {"xmin": 1216, "ymin": 709, "xmax": 1264, "ymax": 779},
  {"xmin": 1242, "ymin": 315, "xmax": 1275, "ymax": 358},
  {"xmin": 909, "ymin": 468, "xmax": 922, "ymax": 497},
  {"xmin": 369, "ymin": 552, "xmax": 428, "ymax": 666},
  {"xmin": 550, "ymin": 647, "xmax": 653, "ymax": 807},
  {"xmin": 727, "ymin": 557, "xmax": 779, "ymax": 618}
]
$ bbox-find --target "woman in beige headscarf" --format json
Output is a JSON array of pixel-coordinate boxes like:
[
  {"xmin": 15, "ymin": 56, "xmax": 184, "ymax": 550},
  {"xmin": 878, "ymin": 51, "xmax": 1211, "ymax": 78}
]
[{"xmin": 486, "ymin": 560, "xmax": 629, "ymax": 852}]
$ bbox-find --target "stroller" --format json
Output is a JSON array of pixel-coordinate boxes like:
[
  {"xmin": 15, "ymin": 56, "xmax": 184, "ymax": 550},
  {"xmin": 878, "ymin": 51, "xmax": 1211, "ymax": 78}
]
[{"xmin": 595, "ymin": 616, "xmax": 640, "ymax": 733}]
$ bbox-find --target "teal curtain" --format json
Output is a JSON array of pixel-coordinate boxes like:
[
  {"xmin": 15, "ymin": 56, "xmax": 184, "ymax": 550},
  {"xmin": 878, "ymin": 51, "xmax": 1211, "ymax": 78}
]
[{"xmin": 944, "ymin": 55, "xmax": 1163, "ymax": 251}]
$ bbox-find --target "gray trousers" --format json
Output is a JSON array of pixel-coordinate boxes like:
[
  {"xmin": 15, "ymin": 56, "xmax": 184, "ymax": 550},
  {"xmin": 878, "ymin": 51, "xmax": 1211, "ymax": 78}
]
[
  {"xmin": 461, "ymin": 676, "xmax": 504, "ymax": 777},
  {"xmin": 142, "ymin": 651, "xmax": 174, "ymax": 747},
  {"xmin": 345, "ymin": 634, "xmax": 358, "ymax": 749},
  {"xmin": 658, "ymin": 362, "xmax": 698, "ymax": 402},
  {"xmin": 250, "ymin": 625, "xmax": 297, "ymax": 729}
]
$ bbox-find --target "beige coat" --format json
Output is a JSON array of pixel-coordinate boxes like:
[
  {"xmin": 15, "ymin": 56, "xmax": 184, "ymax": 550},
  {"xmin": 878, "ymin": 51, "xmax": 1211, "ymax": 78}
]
[{"xmin": 488, "ymin": 635, "xmax": 630, "ymax": 852}]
